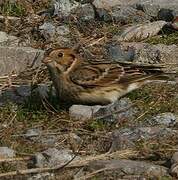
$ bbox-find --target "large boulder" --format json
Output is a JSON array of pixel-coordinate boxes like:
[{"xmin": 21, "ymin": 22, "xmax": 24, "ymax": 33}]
[{"xmin": 0, "ymin": 46, "xmax": 44, "ymax": 76}]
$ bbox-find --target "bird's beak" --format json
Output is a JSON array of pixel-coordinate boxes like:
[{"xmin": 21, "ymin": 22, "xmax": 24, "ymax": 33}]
[{"xmin": 42, "ymin": 57, "xmax": 52, "ymax": 64}]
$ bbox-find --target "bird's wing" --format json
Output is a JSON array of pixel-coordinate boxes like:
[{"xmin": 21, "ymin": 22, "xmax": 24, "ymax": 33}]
[{"xmin": 70, "ymin": 62, "xmax": 162, "ymax": 87}]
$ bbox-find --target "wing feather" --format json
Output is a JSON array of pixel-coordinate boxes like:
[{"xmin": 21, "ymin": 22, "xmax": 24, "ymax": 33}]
[{"xmin": 70, "ymin": 63, "xmax": 151, "ymax": 87}]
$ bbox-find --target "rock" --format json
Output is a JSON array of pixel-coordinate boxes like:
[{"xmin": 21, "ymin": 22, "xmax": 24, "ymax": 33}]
[
  {"xmin": 171, "ymin": 152, "xmax": 178, "ymax": 164},
  {"xmin": 70, "ymin": 104, "xmax": 100, "ymax": 120},
  {"xmin": 55, "ymin": 25, "xmax": 72, "ymax": 47},
  {"xmin": 52, "ymin": 0, "xmax": 79, "ymax": 17},
  {"xmin": 171, "ymin": 152, "xmax": 178, "ymax": 177},
  {"xmin": 39, "ymin": 136, "xmax": 58, "ymax": 146},
  {"xmin": 92, "ymin": 0, "xmax": 137, "ymax": 9},
  {"xmin": 95, "ymin": 8, "xmax": 112, "ymax": 22},
  {"xmin": 0, "ymin": 46, "xmax": 44, "ymax": 76},
  {"xmin": 35, "ymin": 148, "xmax": 75, "ymax": 168},
  {"xmin": 0, "ymin": 84, "xmax": 51, "ymax": 105},
  {"xmin": 39, "ymin": 22, "xmax": 56, "ymax": 41},
  {"xmin": 56, "ymin": 25, "xmax": 70, "ymax": 36},
  {"xmin": 0, "ymin": 85, "xmax": 31, "ymax": 104},
  {"xmin": 69, "ymin": 133, "xmax": 83, "ymax": 151},
  {"xmin": 133, "ymin": 44, "xmax": 162, "ymax": 64},
  {"xmin": 158, "ymin": 8, "xmax": 176, "ymax": 22},
  {"xmin": 149, "ymin": 112, "xmax": 177, "ymax": 127},
  {"xmin": 96, "ymin": 5, "xmax": 149, "ymax": 23},
  {"xmin": 135, "ymin": 3, "xmax": 160, "ymax": 19},
  {"xmin": 105, "ymin": 42, "xmax": 135, "ymax": 61},
  {"xmin": 0, "ymin": 31, "xmax": 19, "ymax": 46},
  {"xmin": 39, "ymin": 23, "xmax": 72, "ymax": 46},
  {"xmin": 120, "ymin": 42, "xmax": 178, "ymax": 64},
  {"xmin": 137, "ymin": 0, "xmax": 178, "ymax": 14},
  {"xmin": 116, "ymin": 21, "xmax": 167, "ymax": 42},
  {"xmin": 27, "ymin": 173, "xmax": 54, "ymax": 180},
  {"xmin": 69, "ymin": 104, "xmax": 101, "ymax": 120},
  {"xmin": 110, "ymin": 127, "xmax": 177, "ymax": 151},
  {"xmin": 111, "ymin": 5, "xmax": 149, "ymax": 24},
  {"xmin": 87, "ymin": 159, "xmax": 169, "ymax": 178},
  {"xmin": 24, "ymin": 129, "xmax": 41, "ymax": 138},
  {"xmin": 69, "ymin": 98, "xmax": 137, "ymax": 122},
  {"xmin": 75, "ymin": 3, "xmax": 95, "ymax": 21},
  {"xmin": 93, "ymin": 0, "xmax": 178, "ymax": 13},
  {"xmin": 24, "ymin": 129, "xmax": 59, "ymax": 146},
  {"xmin": 0, "ymin": 147, "xmax": 15, "ymax": 158}
]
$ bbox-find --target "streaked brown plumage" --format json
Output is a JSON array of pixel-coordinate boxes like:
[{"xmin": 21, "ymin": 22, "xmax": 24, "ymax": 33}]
[{"xmin": 43, "ymin": 48, "xmax": 171, "ymax": 105}]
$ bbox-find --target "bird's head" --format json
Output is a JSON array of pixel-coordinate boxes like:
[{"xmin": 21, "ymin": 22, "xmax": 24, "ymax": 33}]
[{"xmin": 43, "ymin": 48, "xmax": 79, "ymax": 74}]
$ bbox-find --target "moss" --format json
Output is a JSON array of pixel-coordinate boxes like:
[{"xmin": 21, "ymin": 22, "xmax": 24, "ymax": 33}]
[
  {"xmin": 88, "ymin": 120, "xmax": 106, "ymax": 131},
  {"xmin": 0, "ymin": 1, "xmax": 25, "ymax": 17},
  {"xmin": 145, "ymin": 31, "xmax": 178, "ymax": 45}
]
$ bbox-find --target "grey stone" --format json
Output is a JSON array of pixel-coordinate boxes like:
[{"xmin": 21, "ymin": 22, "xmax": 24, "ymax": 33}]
[
  {"xmin": 39, "ymin": 23, "xmax": 72, "ymax": 46},
  {"xmin": 24, "ymin": 129, "xmax": 59, "ymax": 146},
  {"xmin": 137, "ymin": 0, "xmax": 178, "ymax": 14},
  {"xmin": 96, "ymin": 5, "xmax": 149, "ymax": 23},
  {"xmin": 150, "ymin": 112, "xmax": 177, "ymax": 127},
  {"xmin": 110, "ymin": 127, "xmax": 177, "ymax": 151},
  {"xmin": 135, "ymin": 3, "xmax": 160, "ymax": 18},
  {"xmin": 157, "ymin": 8, "xmax": 176, "ymax": 22},
  {"xmin": 87, "ymin": 159, "xmax": 169, "ymax": 178},
  {"xmin": 93, "ymin": 0, "xmax": 178, "ymax": 13},
  {"xmin": 69, "ymin": 133, "xmax": 83, "ymax": 151},
  {"xmin": 0, "ymin": 31, "xmax": 19, "ymax": 46},
  {"xmin": 0, "ymin": 84, "xmax": 51, "ymax": 105},
  {"xmin": 93, "ymin": 0, "xmax": 138, "ymax": 9},
  {"xmin": 35, "ymin": 148, "xmax": 75, "ymax": 168},
  {"xmin": 69, "ymin": 104, "xmax": 101, "ymax": 120},
  {"xmin": 96, "ymin": 8, "xmax": 112, "ymax": 22},
  {"xmin": 56, "ymin": 25, "xmax": 70, "ymax": 36},
  {"xmin": 39, "ymin": 22, "xmax": 56, "ymax": 41},
  {"xmin": 39, "ymin": 136, "xmax": 58, "ymax": 146},
  {"xmin": 105, "ymin": 42, "xmax": 135, "ymax": 62},
  {"xmin": 171, "ymin": 152, "xmax": 178, "ymax": 164},
  {"xmin": 0, "ymin": 147, "xmax": 15, "ymax": 158},
  {"xmin": 25, "ymin": 129, "xmax": 41, "ymax": 138},
  {"xmin": 171, "ymin": 152, "xmax": 178, "ymax": 177},
  {"xmin": 0, "ymin": 46, "xmax": 44, "ymax": 76},
  {"xmin": 27, "ymin": 173, "xmax": 54, "ymax": 180},
  {"xmin": 69, "ymin": 133, "xmax": 83, "ymax": 145},
  {"xmin": 0, "ymin": 85, "xmax": 31, "ymax": 104},
  {"xmin": 69, "ymin": 98, "xmax": 137, "ymax": 122},
  {"xmin": 111, "ymin": 5, "xmax": 149, "ymax": 24},
  {"xmin": 120, "ymin": 42, "xmax": 178, "ymax": 65},
  {"xmin": 75, "ymin": 3, "xmax": 95, "ymax": 21},
  {"xmin": 52, "ymin": 0, "xmax": 79, "ymax": 17}
]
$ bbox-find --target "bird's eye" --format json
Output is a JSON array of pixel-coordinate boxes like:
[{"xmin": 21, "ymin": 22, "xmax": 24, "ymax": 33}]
[{"xmin": 58, "ymin": 52, "xmax": 63, "ymax": 58}]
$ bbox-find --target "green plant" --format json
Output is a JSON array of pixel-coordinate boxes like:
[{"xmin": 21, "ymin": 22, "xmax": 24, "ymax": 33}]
[{"xmin": 0, "ymin": 1, "xmax": 25, "ymax": 16}]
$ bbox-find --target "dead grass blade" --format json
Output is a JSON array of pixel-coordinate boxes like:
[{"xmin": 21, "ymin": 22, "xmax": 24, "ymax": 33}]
[{"xmin": 0, "ymin": 149, "xmax": 137, "ymax": 178}]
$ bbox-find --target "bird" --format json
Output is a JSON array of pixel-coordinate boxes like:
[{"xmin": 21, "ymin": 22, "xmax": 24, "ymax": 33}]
[{"xmin": 42, "ymin": 47, "xmax": 173, "ymax": 105}]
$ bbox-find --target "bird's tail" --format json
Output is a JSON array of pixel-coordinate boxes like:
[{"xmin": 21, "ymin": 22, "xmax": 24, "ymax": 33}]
[{"xmin": 124, "ymin": 62, "xmax": 177, "ymax": 83}]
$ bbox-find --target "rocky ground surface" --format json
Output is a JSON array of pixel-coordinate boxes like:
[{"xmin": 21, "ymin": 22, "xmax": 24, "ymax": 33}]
[{"xmin": 0, "ymin": 0, "xmax": 178, "ymax": 179}]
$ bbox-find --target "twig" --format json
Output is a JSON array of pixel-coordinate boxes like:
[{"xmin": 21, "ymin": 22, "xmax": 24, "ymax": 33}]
[
  {"xmin": 0, "ymin": 74, "xmax": 17, "ymax": 80},
  {"xmin": 86, "ymin": 37, "xmax": 105, "ymax": 47},
  {"xmin": 0, "ymin": 150, "xmax": 137, "ymax": 178},
  {"xmin": 0, "ymin": 157, "xmax": 31, "ymax": 163},
  {"xmin": 78, "ymin": 168, "xmax": 108, "ymax": 180}
]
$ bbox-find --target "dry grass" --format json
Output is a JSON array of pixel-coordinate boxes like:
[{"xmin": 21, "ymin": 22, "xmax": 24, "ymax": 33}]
[{"xmin": 0, "ymin": 1, "xmax": 178, "ymax": 179}]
